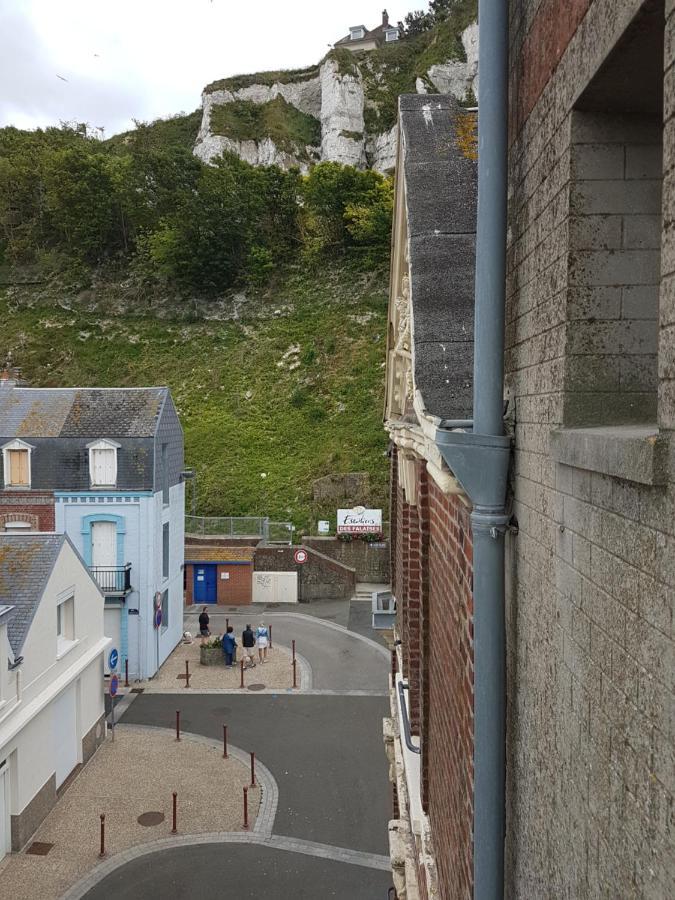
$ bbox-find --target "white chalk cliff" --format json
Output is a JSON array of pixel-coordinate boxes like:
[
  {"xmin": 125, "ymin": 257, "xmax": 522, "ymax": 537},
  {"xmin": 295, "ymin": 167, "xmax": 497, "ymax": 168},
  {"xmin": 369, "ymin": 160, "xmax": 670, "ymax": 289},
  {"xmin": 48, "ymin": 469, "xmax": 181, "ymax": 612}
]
[{"xmin": 194, "ymin": 23, "xmax": 478, "ymax": 173}]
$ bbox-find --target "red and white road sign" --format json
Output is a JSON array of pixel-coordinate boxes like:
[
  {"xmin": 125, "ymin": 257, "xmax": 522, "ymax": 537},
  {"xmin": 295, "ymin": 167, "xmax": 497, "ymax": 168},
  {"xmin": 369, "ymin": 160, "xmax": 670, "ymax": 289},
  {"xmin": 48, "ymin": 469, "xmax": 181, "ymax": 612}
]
[{"xmin": 294, "ymin": 548, "xmax": 308, "ymax": 564}]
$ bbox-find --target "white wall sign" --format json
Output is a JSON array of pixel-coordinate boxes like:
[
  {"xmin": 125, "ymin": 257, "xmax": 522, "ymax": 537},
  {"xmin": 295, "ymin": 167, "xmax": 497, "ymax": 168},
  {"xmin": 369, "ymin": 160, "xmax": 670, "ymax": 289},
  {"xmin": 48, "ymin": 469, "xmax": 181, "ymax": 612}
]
[
  {"xmin": 318, "ymin": 520, "xmax": 330, "ymax": 534},
  {"xmin": 220, "ymin": 572, "xmax": 229, "ymax": 580},
  {"xmin": 337, "ymin": 506, "xmax": 382, "ymax": 534}
]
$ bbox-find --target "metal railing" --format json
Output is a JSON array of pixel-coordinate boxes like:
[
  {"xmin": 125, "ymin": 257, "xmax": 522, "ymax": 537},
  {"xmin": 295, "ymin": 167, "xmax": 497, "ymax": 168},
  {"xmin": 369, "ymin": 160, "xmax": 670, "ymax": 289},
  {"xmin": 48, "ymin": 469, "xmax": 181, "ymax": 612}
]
[
  {"xmin": 185, "ymin": 516, "xmax": 293, "ymax": 545},
  {"xmin": 90, "ymin": 563, "xmax": 132, "ymax": 594}
]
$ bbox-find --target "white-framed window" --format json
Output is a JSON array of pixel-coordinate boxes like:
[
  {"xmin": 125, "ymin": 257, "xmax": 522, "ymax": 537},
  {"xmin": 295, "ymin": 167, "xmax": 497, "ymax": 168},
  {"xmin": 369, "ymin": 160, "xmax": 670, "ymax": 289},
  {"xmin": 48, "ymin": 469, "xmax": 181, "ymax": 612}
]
[
  {"xmin": 4, "ymin": 521, "xmax": 33, "ymax": 532},
  {"xmin": 86, "ymin": 439, "xmax": 120, "ymax": 488},
  {"xmin": 350, "ymin": 26, "xmax": 365, "ymax": 40},
  {"xmin": 385, "ymin": 27, "xmax": 399, "ymax": 42},
  {"xmin": 1, "ymin": 439, "xmax": 34, "ymax": 488},
  {"xmin": 56, "ymin": 595, "xmax": 75, "ymax": 656}
]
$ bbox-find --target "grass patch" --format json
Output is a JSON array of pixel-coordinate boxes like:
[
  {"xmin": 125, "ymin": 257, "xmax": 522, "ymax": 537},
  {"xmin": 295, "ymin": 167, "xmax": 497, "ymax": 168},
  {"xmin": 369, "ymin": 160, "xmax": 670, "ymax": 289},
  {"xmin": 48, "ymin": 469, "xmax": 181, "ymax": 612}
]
[
  {"xmin": 210, "ymin": 97, "xmax": 320, "ymax": 155},
  {"xmin": 104, "ymin": 110, "xmax": 202, "ymax": 153},
  {"xmin": 205, "ymin": 65, "xmax": 320, "ymax": 94},
  {"xmin": 0, "ymin": 259, "xmax": 389, "ymax": 535}
]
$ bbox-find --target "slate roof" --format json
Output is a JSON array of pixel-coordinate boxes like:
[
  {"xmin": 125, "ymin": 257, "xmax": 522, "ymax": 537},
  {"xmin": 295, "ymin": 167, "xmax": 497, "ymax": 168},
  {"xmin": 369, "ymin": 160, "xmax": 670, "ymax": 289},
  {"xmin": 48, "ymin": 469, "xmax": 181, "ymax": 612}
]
[
  {"xmin": 0, "ymin": 386, "xmax": 169, "ymax": 438},
  {"xmin": 0, "ymin": 533, "xmax": 65, "ymax": 655},
  {"xmin": 334, "ymin": 20, "xmax": 395, "ymax": 47},
  {"xmin": 398, "ymin": 94, "xmax": 478, "ymax": 420}
]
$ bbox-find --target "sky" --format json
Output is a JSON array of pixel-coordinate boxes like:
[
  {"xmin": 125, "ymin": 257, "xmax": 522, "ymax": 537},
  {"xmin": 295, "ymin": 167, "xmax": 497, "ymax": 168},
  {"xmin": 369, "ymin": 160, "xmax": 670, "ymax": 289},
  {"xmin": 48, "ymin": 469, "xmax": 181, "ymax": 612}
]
[{"xmin": 1, "ymin": 1, "xmax": 405, "ymax": 137}]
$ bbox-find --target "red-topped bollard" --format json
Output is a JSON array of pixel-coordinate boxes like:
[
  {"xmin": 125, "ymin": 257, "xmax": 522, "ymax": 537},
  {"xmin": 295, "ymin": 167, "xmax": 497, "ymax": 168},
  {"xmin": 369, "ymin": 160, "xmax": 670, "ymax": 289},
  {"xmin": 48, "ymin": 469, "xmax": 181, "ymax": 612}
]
[
  {"xmin": 243, "ymin": 786, "xmax": 249, "ymax": 830},
  {"xmin": 171, "ymin": 792, "xmax": 178, "ymax": 833},
  {"xmin": 250, "ymin": 751, "xmax": 256, "ymax": 787},
  {"xmin": 269, "ymin": 625, "xmax": 273, "ymax": 649},
  {"xmin": 292, "ymin": 639, "xmax": 296, "ymax": 663},
  {"xmin": 175, "ymin": 709, "xmax": 181, "ymax": 741},
  {"xmin": 184, "ymin": 659, "xmax": 191, "ymax": 688},
  {"xmin": 292, "ymin": 658, "xmax": 297, "ymax": 689},
  {"xmin": 223, "ymin": 724, "xmax": 228, "ymax": 759},
  {"xmin": 124, "ymin": 658, "xmax": 129, "ymax": 687},
  {"xmin": 240, "ymin": 659, "xmax": 245, "ymax": 688}
]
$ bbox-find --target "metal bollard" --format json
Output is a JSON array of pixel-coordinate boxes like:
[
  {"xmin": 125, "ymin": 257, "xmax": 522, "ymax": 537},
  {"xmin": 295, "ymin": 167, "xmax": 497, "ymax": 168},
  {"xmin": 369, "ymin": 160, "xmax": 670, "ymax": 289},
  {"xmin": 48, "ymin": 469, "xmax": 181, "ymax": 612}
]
[
  {"xmin": 269, "ymin": 625, "xmax": 273, "ymax": 649},
  {"xmin": 171, "ymin": 791, "xmax": 177, "ymax": 834},
  {"xmin": 125, "ymin": 658, "xmax": 129, "ymax": 688},
  {"xmin": 292, "ymin": 639, "xmax": 296, "ymax": 663},
  {"xmin": 240, "ymin": 659, "xmax": 245, "ymax": 688},
  {"xmin": 99, "ymin": 813, "xmax": 106, "ymax": 858},
  {"xmin": 184, "ymin": 659, "xmax": 190, "ymax": 689},
  {"xmin": 226, "ymin": 617, "xmax": 229, "ymax": 631},
  {"xmin": 175, "ymin": 709, "xmax": 181, "ymax": 741},
  {"xmin": 292, "ymin": 658, "xmax": 297, "ymax": 689},
  {"xmin": 250, "ymin": 751, "xmax": 256, "ymax": 787},
  {"xmin": 223, "ymin": 724, "xmax": 228, "ymax": 759},
  {"xmin": 243, "ymin": 786, "xmax": 249, "ymax": 830}
]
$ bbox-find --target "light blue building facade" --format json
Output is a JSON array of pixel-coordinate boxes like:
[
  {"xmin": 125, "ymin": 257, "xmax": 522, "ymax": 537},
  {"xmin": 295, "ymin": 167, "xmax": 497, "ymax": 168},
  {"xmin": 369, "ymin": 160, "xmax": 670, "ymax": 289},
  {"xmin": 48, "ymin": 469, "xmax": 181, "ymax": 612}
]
[{"xmin": 0, "ymin": 384, "xmax": 185, "ymax": 680}]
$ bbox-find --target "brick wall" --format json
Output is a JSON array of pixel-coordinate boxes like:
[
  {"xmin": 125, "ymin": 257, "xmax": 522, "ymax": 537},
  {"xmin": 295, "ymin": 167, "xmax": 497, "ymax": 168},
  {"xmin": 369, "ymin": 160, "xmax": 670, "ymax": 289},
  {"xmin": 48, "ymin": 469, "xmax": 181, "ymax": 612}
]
[
  {"xmin": 426, "ymin": 478, "xmax": 474, "ymax": 900},
  {"xmin": 0, "ymin": 493, "xmax": 55, "ymax": 531},
  {"xmin": 390, "ymin": 450, "xmax": 474, "ymax": 900},
  {"xmin": 184, "ymin": 562, "xmax": 253, "ymax": 604},
  {"xmin": 506, "ymin": 0, "xmax": 674, "ymax": 895}
]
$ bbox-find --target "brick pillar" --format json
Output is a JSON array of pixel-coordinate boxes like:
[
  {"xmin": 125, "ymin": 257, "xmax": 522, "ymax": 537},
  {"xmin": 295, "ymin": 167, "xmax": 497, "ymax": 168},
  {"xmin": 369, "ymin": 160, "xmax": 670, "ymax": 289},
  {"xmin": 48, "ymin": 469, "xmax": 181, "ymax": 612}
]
[{"xmin": 417, "ymin": 464, "xmax": 431, "ymax": 809}]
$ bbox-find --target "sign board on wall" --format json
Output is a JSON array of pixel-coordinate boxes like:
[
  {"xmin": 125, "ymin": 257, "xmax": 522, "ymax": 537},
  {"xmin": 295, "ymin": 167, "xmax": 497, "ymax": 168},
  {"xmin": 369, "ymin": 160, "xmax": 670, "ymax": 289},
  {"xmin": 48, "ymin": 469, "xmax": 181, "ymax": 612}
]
[
  {"xmin": 337, "ymin": 506, "xmax": 382, "ymax": 534},
  {"xmin": 318, "ymin": 520, "xmax": 330, "ymax": 534}
]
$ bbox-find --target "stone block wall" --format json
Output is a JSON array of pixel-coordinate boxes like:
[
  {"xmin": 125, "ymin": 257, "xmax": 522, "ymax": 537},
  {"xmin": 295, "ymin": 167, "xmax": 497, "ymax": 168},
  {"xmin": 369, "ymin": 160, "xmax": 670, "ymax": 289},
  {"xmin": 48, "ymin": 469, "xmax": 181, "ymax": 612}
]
[
  {"xmin": 303, "ymin": 536, "xmax": 390, "ymax": 583},
  {"xmin": 506, "ymin": 0, "xmax": 674, "ymax": 896},
  {"xmin": 254, "ymin": 545, "xmax": 355, "ymax": 602}
]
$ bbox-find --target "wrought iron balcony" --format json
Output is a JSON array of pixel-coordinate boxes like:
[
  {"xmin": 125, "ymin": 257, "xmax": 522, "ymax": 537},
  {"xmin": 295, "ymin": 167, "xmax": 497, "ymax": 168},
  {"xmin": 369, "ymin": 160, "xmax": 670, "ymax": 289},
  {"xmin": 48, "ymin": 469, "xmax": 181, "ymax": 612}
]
[{"xmin": 90, "ymin": 563, "xmax": 132, "ymax": 595}]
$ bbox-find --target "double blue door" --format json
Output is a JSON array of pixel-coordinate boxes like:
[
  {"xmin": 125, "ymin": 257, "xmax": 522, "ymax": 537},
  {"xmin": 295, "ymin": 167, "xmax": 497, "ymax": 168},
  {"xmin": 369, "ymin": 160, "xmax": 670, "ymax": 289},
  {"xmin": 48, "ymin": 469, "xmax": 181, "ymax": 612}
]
[{"xmin": 194, "ymin": 565, "xmax": 217, "ymax": 603}]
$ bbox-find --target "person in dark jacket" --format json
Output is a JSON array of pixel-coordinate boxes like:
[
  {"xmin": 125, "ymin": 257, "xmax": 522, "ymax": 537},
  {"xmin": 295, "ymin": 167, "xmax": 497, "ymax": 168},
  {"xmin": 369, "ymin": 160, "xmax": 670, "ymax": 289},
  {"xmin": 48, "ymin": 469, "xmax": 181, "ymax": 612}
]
[
  {"xmin": 242, "ymin": 624, "xmax": 256, "ymax": 668},
  {"xmin": 198, "ymin": 607, "xmax": 210, "ymax": 645},
  {"xmin": 222, "ymin": 626, "xmax": 236, "ymax": 668}
]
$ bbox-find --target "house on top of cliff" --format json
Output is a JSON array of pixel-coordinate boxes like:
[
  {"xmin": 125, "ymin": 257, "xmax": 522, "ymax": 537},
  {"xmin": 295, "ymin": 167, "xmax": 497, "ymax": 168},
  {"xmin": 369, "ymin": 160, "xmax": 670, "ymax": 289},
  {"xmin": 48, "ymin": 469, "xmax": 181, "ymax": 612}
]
[{"xmin": 334, "ymin": 9, "xmax": 399, "ymax": 51}]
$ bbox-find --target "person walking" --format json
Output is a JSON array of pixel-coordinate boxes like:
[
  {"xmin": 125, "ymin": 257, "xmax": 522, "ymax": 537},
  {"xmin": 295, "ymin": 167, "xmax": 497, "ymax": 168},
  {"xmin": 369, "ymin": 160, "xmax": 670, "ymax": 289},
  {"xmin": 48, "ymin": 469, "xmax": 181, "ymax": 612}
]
[
  {"xmin": 222, "ymin": 626, "xmax": 236, "ymax": 668},
  {"xmin": 242, "ymin": 624, "xmax": 256, "ymax": 668},
  {"xmin": 198, "ymin": 607, "xmax": 210, "ymax": 645},
  {"xmin": 256, "ymin": 621, "xmax": 269, "ymax": 664}
]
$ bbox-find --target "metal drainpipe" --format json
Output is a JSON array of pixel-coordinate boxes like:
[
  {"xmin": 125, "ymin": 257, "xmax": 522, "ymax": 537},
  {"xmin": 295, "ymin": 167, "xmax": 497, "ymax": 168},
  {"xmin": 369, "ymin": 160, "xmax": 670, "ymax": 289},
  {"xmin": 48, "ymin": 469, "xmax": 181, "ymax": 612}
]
[
  {"xmin": 472, "ymin": 2, "xmax": 509, "ymax": 899},
  {"xmin": 434, "ymin": 1, "xmax": 510, "ymax": 898}
]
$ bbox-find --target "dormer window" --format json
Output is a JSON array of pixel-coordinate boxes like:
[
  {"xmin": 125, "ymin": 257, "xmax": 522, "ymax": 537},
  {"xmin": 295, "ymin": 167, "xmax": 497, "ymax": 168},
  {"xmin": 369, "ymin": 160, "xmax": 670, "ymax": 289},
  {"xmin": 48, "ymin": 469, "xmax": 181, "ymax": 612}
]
[
  {"xmin": 2, "ymin": 439, "xmax": 34, "ymax": 488},
  {"xmin": 385, "ymin": 27, "xmax": 399, "ymax": 42},
  {"xmin": 350, "ymin": 26, "xmax": 365, "ymax": 40},
  {"xmin": 87, "ymin": 439, "xmax": 120, "ymax": 488}
]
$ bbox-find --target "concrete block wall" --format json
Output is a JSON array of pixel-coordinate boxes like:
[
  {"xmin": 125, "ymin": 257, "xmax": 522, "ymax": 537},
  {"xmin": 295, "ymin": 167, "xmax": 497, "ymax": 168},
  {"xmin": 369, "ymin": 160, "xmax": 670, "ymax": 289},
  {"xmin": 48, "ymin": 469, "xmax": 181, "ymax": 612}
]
[
  {"xmin": 506, "ymin": 0, "xmax": 674, "ymax": 896},
  {"xmin": 303, "ymin": 536, "xmax": 390, "ymax": 583},
  {"xmin": 567, "ymin": 112, "xmax": 662, "ymax": 424}
]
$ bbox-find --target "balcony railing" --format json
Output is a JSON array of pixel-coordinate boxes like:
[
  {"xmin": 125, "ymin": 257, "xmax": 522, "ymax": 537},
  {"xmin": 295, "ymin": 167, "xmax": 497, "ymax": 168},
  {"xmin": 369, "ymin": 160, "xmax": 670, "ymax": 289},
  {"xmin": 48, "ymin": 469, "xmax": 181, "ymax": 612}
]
[{"xmin": 90, "ymin": 563, "xmax": 132, "ymax": 595}]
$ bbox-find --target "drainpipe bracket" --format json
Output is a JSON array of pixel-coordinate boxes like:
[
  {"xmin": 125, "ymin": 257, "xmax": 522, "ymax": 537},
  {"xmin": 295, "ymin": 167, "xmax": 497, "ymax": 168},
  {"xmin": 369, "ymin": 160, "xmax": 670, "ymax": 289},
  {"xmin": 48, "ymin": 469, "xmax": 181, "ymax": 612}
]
[{"xmin": 435, "ymin": 428, "xmax": 511, "ymax": 511}]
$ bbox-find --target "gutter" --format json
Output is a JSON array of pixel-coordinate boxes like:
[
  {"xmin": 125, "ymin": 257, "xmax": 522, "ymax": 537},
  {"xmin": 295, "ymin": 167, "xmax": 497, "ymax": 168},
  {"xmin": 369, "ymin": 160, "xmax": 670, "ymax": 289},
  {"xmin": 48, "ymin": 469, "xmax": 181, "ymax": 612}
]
[{"xmin": 434, "ymin": 2, "xmax": 510, "ymax": 898}]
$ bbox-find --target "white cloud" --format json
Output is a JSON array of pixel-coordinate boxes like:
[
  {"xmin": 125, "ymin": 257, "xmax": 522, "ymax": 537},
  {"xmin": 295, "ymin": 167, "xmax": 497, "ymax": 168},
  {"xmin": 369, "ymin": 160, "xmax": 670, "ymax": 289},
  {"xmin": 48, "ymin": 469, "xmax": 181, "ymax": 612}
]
[{"xmin": 1, "ymin": 0, "xmax": 405, "ymax": 135}]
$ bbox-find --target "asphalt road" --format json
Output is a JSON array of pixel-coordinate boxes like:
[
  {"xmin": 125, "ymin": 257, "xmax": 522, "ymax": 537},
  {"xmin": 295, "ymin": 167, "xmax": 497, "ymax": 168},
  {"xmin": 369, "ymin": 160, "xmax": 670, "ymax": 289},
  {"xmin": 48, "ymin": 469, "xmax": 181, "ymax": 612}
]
[
  {"xmin": 120, "ymin": 693, "xmax": 391, "ymax": 855},
  {"xmin": 182, "ymin": 612, "xmax": 390, "ymax": 692},
  {"xmin": 82, "ymin": 843, "xmax": 392, "ymax": 899}
]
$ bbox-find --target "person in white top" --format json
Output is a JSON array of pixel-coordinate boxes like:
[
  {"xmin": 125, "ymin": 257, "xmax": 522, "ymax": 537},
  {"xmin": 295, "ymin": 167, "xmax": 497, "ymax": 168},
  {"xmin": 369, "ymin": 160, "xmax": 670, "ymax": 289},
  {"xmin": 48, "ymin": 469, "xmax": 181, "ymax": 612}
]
[{"xmin": 256, "ymin": 622, "xmax": 269, "ymax": 664}]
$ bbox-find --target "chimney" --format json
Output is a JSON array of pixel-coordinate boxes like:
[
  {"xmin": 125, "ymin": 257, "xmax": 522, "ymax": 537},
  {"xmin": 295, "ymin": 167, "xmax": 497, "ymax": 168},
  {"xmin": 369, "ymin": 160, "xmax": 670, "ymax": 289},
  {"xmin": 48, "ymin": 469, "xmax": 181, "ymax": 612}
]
[{"xmin": 382, "ymin": 9, "xmax": 389, "ymax": 27}]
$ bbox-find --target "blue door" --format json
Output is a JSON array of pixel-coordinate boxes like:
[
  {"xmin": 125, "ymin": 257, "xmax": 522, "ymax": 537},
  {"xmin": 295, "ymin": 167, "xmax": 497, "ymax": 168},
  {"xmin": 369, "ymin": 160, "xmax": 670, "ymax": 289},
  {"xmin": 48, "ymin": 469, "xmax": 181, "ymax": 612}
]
[{"xmin": 194, "ymin": 565, "xmax": 217, "ymax": 603}]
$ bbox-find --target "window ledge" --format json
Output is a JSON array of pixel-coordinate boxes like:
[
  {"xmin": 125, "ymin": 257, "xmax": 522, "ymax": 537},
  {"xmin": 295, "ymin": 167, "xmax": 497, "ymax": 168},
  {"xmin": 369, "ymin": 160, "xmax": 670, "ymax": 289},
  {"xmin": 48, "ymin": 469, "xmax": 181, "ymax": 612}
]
[{"xmin": 550, "ymin": 425, "xmax": 669, "ymax": 485}]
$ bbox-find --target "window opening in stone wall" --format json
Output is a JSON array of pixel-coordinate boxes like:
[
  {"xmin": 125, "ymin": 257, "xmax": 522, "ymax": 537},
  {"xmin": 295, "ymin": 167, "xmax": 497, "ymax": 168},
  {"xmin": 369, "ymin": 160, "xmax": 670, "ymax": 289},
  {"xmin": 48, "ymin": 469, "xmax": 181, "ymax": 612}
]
[{"xmin": 565, "ymin": 1, "xmax": 664, "ymax": 426}]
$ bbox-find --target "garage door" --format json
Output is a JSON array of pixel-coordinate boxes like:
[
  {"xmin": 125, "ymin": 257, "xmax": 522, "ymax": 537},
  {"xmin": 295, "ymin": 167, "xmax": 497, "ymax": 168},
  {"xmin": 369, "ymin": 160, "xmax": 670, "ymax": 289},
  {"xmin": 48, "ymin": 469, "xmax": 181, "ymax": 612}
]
[{"xmin": 52, "ymin": 683, "xmax": 78, "ymax": 788}]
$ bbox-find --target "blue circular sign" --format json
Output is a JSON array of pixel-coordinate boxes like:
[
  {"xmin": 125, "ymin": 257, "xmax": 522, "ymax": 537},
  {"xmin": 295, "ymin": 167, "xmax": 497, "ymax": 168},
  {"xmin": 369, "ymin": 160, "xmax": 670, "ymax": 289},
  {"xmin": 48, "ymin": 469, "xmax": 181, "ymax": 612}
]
[
  {"xmin": 108, "ymin": 648, "xmax": 119, "ymax": 671},
  {"xmin": 110, "ymin": 674, "xmax": 119, "ymax": 697},
  {"xmin": 155, "ymin": 608, "xmax": 162, "ymax": 628}
]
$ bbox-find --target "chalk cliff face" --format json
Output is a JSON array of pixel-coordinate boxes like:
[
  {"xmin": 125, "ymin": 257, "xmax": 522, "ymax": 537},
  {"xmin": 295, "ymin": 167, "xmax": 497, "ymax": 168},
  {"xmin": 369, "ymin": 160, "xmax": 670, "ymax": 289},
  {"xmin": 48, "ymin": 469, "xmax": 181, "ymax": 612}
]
[{"xmin": 194, "ymin": 22, "xmax": 478, "ymax": 173}]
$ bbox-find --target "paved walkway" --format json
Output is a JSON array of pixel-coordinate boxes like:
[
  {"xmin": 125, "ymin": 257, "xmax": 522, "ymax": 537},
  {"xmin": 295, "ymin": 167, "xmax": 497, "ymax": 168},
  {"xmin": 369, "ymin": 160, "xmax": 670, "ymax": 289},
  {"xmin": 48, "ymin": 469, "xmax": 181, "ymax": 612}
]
[{"xmin": 0, "ymin": 727, "xmax": 259, "ymax": 900}]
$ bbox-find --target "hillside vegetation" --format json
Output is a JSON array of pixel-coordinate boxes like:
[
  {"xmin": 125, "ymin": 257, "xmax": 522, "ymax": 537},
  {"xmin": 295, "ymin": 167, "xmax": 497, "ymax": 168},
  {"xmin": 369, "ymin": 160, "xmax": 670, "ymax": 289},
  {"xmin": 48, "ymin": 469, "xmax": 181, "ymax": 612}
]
[{"xmin": 0, "ymin": 259, "xmax": 389, "ymax": 532}]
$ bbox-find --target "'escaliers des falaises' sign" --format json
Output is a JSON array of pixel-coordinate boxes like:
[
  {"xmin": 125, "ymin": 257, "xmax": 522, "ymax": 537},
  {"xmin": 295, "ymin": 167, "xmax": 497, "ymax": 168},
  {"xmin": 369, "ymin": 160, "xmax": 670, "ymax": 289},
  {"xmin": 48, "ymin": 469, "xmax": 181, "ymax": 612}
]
[{"xmin": 337, "ymin": 506, "xmax": 382, "ymax": 534}]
